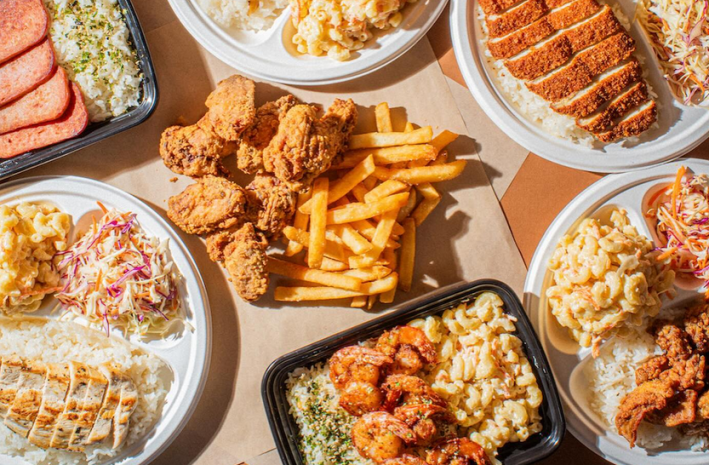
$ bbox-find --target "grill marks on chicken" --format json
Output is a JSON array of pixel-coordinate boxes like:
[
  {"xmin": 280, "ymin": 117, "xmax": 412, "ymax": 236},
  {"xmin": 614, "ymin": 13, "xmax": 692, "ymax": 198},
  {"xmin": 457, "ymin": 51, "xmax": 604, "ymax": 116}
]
[
  {"xmin": 0, "ymin": 356, "xmax": 137, "ymax": 451},
  {"xmin": 481, "ymin": 0, "xmax": 657, "ymax": 142}
]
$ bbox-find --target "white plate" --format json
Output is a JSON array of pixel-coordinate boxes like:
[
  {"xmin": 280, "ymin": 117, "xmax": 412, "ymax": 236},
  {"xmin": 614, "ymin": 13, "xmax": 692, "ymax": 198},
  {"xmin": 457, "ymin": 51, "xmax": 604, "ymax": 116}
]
[
  {"xmin": 524, "ymin": 159, "xmax": 709, "ymax": 465},
  {"xmin": 166, "ymin": 0, "xmax": 448, "ymax": 85},
  {"xmin": 450, "ymin": 0, "xmax": 709, "ymax": 173},
  {"xmin": 0, "ymin": 176, "xmax": 211, "ymax": 465}
]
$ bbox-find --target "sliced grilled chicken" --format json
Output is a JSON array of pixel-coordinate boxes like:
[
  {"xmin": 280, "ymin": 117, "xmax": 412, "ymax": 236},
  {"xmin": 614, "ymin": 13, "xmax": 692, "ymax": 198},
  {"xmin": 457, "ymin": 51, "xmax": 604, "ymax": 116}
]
[
  {"xmin": 596, "ymin": 100, "xmax": 657, "ymax": 142},
  {"xmin": 50, "ymin": 361, "xmax": 93, "ymax": 449},
  {"xmin": 526, "ymin": 32, "xmax": 636, "ymax": 102},
  {"xmin": 113, "ymin": 373, "xmax": 138, "ymax": 449},
  {"xmin": 551, "ymin": 58, "xmax": 642, "ymax": 117},
  {"xmin": 4, "ymin": 360, "xmax": 46, "ymax": 437},
  {"xmin": 27, "ymin": 363, "xmax": 71, "ymax": 449},
  {"xmin": 87, "ymin": 364, "xmax": 124, "ymax": 445},
  {"xmin": 488, "ymin": 0, "xmax": 601, "ymax": 59},
  {"xmin": 505, "ymin": 6, "xmax": 622, "ymax": 80},
  {"xmin": 578, "ymin": 81, "xmax": 649, "ymax": 133},
  {"xmin": 67, "ymin": 364, "xmax": 108, "ymax": 451},
  {"xmin": 0, "ymin": 355, "xmax": 23, "ymax": 417}
]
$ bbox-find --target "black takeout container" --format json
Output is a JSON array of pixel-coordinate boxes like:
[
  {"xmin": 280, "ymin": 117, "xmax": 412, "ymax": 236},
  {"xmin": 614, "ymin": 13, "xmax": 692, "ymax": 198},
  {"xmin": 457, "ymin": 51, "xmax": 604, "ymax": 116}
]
[
  {"xmin": 0, "ymin": 0, "xmax": 158, "ymax": 182},
  {"xmin": 262, "ymin": 279, "xmax": 565, "ymax": 465}
]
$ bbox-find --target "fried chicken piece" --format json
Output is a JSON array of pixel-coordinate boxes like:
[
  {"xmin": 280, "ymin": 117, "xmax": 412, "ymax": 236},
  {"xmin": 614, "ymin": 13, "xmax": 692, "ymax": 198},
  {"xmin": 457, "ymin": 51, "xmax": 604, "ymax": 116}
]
[
  {"xmin": 685, "ymin": 303, "xmax": 709, "ymax": 353},
  {"xmin": 651, "ymin": 320, "xmax": 693, "ymax": 361},
  {"xmin": 615, "ymin": 378, "xmax": 676, "ymax": 448},
  {"xmin": 636, "ymin": 355, "xmax": 670, "ymax": 386},
  {"xmin": 697, "ymin": 390, "xmax": 709, "ymax": 420},
  {"xmin": 160, "ymin": 116, "xmax": 235, "ymax": 178},
  {"xmin": 245, "ymin": 173, "xmax": 296, "ymax": 237},
  {"xmin": 663, "ymin": 354, "xmax": 706, "ymax": 391},
  {"xmin": 264, "ymin": 99, "xmax": 357, "ymax": 191},
  {"xmin": 167, "ymin": 176, "xmax": 247, "ymax": 235},
  {"xmin": 647, "ymin": 390, "xmax": 698, "ymax": 427},
  {"xmin": 237, "ymin": 95, "xmax": 297, "ymax": 174},
  {"xmin": 206, "ymin": 223, "xmax": 269, "ymax": 302},
  {"xmin": 205, "ymin": 75, "xmax": 256, "ymax": 141}
]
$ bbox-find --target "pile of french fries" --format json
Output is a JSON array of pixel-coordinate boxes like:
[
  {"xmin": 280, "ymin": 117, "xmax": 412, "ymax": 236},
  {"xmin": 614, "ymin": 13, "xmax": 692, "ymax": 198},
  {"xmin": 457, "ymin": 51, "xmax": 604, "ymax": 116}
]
[{"xmin": 268, "ymin": 102, "xmax": 466, "ymax": 308}]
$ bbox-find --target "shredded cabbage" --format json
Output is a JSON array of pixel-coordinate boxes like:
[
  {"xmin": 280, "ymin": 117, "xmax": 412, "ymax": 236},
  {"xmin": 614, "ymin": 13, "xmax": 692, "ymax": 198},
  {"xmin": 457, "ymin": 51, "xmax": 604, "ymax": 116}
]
[
  {"xmin": 637, "ymin": 0, "xmax": 709, "ymax": 107},
  {"xmin": 55, "ymin": 204, "xmax": 183, "ymax": 337}
]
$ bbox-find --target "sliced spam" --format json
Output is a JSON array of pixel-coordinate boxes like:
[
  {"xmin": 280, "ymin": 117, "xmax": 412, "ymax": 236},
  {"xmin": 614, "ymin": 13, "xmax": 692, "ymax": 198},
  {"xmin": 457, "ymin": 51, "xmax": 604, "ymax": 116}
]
[
  {"xmin": 0, "ymin": 39, "xmax": 55, "ymax": 107},
  {"xmin": 0, "ymin": 0, "xmax": 49, "ymax": 64},
  {"xmin": 0, "ymin": 66, "xmax": 70, "ymax": 135},
  {"xmin": 0, "ymin": 83, "xmax": 88, "ymax": 159}
]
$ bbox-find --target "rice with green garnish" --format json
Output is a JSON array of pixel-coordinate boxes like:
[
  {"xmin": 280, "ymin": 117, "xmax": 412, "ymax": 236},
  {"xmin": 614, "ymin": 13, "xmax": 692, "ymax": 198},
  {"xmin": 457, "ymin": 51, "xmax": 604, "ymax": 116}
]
[{"xmin": 44, "ymin": 0, "xmax": 144, "ymax": 122}]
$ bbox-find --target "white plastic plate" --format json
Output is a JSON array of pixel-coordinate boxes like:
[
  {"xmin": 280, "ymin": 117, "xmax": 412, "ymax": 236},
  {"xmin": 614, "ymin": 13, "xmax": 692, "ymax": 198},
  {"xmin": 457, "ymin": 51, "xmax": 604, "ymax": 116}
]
[
  {"xmin": 524, "ymin": 159, "xmax": 709, "ymax": 465},
  {"xmin": 450, "ymin": 0, "xmax": 709, "ymax": 173},
  {"xmin": 166, "ymin": 0, "xmax": 448, "ymax": 85},
  {"xmin": 0, "ymin": 176, "xmax": 211, "ymax": 465}
]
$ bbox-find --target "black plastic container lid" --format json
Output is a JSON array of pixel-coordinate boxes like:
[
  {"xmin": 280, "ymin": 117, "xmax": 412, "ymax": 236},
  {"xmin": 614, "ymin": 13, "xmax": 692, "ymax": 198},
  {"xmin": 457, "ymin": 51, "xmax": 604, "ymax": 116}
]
[{"xmin": 262, "ymin": 279, "xmax": 565, "ymax": 465}]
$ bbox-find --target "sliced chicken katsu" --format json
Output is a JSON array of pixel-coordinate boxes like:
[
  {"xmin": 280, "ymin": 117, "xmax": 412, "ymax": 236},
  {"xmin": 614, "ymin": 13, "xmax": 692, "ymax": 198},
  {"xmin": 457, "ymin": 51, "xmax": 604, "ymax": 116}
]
[
  {"xmin": 50, "ymin": 361, "xmax": 93, "ymax": 449},
  {"xmin": 113, "ymin": 372, "xmax": 137, "ymax": 449},
  {"xmin": 526, "ymin": 32, "xmax": 636, "ymax": 102},
  {"xmin": 578, "ymin": 81, "xmax": 649, "ymax": 133},
  {"xmin": 488, "ymin": 0, "xmax": 601, "ymax": 59},
  {"xmin": 487, "ymin": 0, "xmax": 554, "ymax": 38},
  {"xmin": 27, "ymin": 363, "xmax": 71, "ymax": 448},
  {"xmin": 87, "ymin": 364, "xmax": 125, "ymax": 445},
  {"xmin": 0, "ymin": 355, "xmax": 22, "ymax": 417},
  {"xmin": 4, "ymin": 360, "xmax": 46, "ymax": 437},
  {"xmin": 505, "ymin": 6, "xmax": 622, "ymax": 80},
  {"xmin": 479, "ymin": 0, "xmax": 525, "ymax": 16},
  {"xmin": 551, "ymin": 58, "xmax": 642, "ymax": 117},
  {"xmin": 596, "ymin": 100, "xmax": 657, "ymax": 142},
  {"xmin": 68, "ymin": 364, "xmax": 108, "ymax": 450}
]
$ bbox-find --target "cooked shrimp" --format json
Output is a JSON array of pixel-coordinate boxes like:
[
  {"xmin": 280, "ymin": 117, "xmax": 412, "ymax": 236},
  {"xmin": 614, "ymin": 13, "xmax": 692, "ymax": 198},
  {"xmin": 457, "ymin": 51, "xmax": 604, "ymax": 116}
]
[
  {"xmin": 329, "ymin": 346, "xmax": 392, "ymax": 389},
  {"xmin": 426, "ymin": 438, "xmax": 491, "ymax": 465},
  {"xmin": 376, "ymin": 326, "xmax": 437, "ymax": 375},
  {"xmin": 382, "ymin": 454, "xmax": 428, "ymax": 465},
  {"xmin": 393, "ymin": 404, "xmax": 456, "ymax": 444},
  {"xmin": 351, "ymin": 412, "xmax": 416, "ymax": 462},
  {"xmin": 381, "ymin": 374, "xmax": 447, "ymax": 411},
  {"xmin": 339, "ymin": 381, "xmax": 384, "ymax": 416}
]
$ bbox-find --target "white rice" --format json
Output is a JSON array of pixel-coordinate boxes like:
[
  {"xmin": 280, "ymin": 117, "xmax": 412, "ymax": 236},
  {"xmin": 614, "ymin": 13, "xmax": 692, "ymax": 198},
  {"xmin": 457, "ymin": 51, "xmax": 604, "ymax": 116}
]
[
  {"xmin": 44, "ymin": 0, "xmax": 144, "ymax": 122},
  {"xmin": 196, "ymin": 0, "xmax": 288, "ymax": 32},
  {"xmin": 0, "ymin": 317, "xmax": 169, "ymax": 465}
]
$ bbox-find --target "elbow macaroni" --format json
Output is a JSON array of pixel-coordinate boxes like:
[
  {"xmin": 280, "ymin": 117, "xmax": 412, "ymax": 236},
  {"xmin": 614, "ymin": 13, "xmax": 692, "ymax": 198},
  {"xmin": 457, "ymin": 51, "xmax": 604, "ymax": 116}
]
[
  {"xmin": 0, "ymin": 203, "xmax": 71, "ymax": 314},
  {"xmin": 410, "ymin": 292, "xmax": 543, "ymax": 462},
  {"xmin": 545, "ymin": 209, "xmax": 675, "ymax": 353}
]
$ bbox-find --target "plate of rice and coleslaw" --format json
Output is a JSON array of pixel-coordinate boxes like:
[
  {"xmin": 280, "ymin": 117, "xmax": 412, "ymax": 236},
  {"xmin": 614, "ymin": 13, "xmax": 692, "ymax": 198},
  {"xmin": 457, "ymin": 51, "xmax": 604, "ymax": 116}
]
[
  {"xmin": 525, "ymin": 159, "xmax": 709, "ymax": 465},
  {"xmin": 0, "ymin": 176, "xmax": 211, "ymax": 465},
  {"xmin": 166, "ymin": 0, "xmax": 448, "ymax": 85},
  {"xmin": 450, "ymin": 0, "xmax": 709, "ymax": 173}
]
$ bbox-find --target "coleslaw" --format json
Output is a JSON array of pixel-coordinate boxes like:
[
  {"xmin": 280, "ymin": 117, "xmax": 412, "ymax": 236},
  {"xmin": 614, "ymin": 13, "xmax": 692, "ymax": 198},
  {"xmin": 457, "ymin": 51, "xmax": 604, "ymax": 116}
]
[{"xmin": 55, "ymin": 203, "xmax": 183, "ymax": 336}]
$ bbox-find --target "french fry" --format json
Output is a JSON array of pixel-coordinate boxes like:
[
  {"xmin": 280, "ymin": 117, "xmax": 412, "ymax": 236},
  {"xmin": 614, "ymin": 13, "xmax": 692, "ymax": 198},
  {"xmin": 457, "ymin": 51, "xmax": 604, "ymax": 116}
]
[
  {"xmin": 349, "ymin": 255, "xmax": 391, "ymax": 269},
  {"xmin": 364, "ymin": 180, "xmax": 408, "ymax": 203},
  {"xmin": 431, "ymin": 150, "xmax": 448, "ymax": 166},
  {"xmin": 326, "ymin": 193, "xmax": 409, "ymax": 224},
  {"xmin": 349, "ymin": 127, "xmax": 433, "ymax": 149},
  {"xmin": 351, "ymin": 296, "xmax": 367, "ymax": 308},
  {"xmin": 320, "ymin": 257, "xmax": 349, "ymax": 271},
  {"xmin": 375, "ymin": 102, "xmax": 393, "ymax": 133},
  {"xmin": 350, "ymin": 209, "xmax": 398, "ymax": 268},
  {"xmin": 283, "ymin": 226, "xmax": 345, "ymax": 262},
  {"xmin": 274, "ymin": 273, "xmax": 399, "ymax": 301},
  {"xmin": 285, "ymin": 190, "xmax": 312, "ymax": 257},
  {"xmin": 363, "ymin": 176, "xmax": 377, "ymax": 191},
  {"xmin": 367, "ymin": 294, "xmax": 377, "ymax": 310},
  {"xmin": 397, "ymin": 189, "xmax": 417, "ymax": 222},
  {"xmin": 300, "ymin": 155, "xmax": 375, "ymax": 213},
  {"xmin": 399, "ymin": 218, "xmax": 416, "ymax": 292},
  {"xmin": 391, "ymin": 222, "xmax": 405, "ymax": 236},
  {"xmin": 404, "ymin": 122, "xmax": 415, "ymax": 132},
  {"xmin": 340, "ymin": 224, "xmax": 373, "ymax": 254},
  {"xmin": 351, "ymin": 183, "xmax": 369, "ymax": 203},
  {"xmin": 350, "ymin": 220, "xmax": 400, "ymax": 249},
  {"xmin": 334, "ymin": 145, "xmax": 436, "ymax": 169},
  {"xmin": 416, "ymin": 183, "xmax": 440, "ymax": 201},
  {"xmin": 341, "ymin": 266, "xmax": 391, "ymax": 282},
  {"xmin": 308, "ymin": 178, "xmax": 328, "ymax": 268},
  {"xmin": 379, "ymin": 249, "xmax": 398, "ymax": 303},
  {"xmin": 267, "ymin": 258, "xmax": 362, "ymax": 291},
  {"xmin": 431, "ymin": 130, "xmax": 459, "ymax": 154},
  {"xmin": 372, "ymin": 161, "xmax": 467, "ymax": 184},
  {"xmin": 411, "ymin": 196, "xmax": 441, "ymax": 226}
]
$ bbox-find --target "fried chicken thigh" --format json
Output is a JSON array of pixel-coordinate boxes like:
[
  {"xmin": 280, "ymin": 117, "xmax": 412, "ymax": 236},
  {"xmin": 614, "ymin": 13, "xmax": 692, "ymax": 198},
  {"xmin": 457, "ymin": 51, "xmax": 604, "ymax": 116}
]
[
  {"xmin": 167, "ymin": 176, "xmax": 247, "ymax": 235},
  {"xmin": 245, "ymin": 173, "xmax": 296, "ymax": 237},
  {"xmin": 264, "ymin": 98, "xmax": 357, "ymax": 191},
  {"xmin": 205, "ymin": 75, "xmax": 256, "ymax": 141}
]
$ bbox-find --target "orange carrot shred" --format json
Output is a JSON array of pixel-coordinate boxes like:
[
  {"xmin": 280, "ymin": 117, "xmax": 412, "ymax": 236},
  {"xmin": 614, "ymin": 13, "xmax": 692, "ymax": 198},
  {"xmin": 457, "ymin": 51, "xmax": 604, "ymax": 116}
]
[
  {"xmin": 671, "ymin": 166, "xmax": 687, "ymax": 219},
  {"xmin": 97, "ymin": 201, "xmax": 109, "ymax": 215}
]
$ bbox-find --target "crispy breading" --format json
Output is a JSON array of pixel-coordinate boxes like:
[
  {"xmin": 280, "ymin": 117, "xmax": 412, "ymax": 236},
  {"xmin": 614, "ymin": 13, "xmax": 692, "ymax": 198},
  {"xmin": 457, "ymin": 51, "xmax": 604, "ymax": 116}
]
[
  {"xmin": 698, "ymin": 390, "xmax": 709, "ymax": 420},
  {"xmin": 635, "ymin": 355, "xmax": 669, "ymax": 386},
  {"xmin": 478, "ymin": 0, "xmax": 525, "ymax": 16},
  {"xmin": 245, "ymin": 173, "xmax": 296, "ymax": 237},
  {"xmin": 204, "ymin": 75, "xmax": 256, "ymax": 141},
  {"xmin": 487, "ymin": 0, "xmax": 549, "ymax": 38},
  {"xmin": 647, "ymin": 390, "xmax": 698, "ymax": 428},
  {"xmin": 651, "ymin": 320, "xmax": 693, "ymax": 361},
  {"xmin": 615, "ymin": 379, "xmax": 676, "ymax": 448},
  {"xmin": 236, "ymin": 95, "xmax": 297, "ymax": 174},
  {"xmin": 222, "ymin": 223, "xmax": 270, "ymax": 302},
  {"xmin": 596, "ymin": 100, "xmax": 656, "ymax": 143},
  {"xmin": 684, "ymin": 303, "xmax": 709, "ymax": 353},
  {"xmin": 578, "ymin": 81, "xmax": 649, "ymax": 133},
  {"xmin": 552, "ymin": 58, "xmax": 642, "ymax": 118},
  {"xmin": 159, "ymin": 117, "xmax": 235, "ymax": 178},
  {"xmin": 167, "ymin": 176, "xmax": 247, "ymax": 235}
]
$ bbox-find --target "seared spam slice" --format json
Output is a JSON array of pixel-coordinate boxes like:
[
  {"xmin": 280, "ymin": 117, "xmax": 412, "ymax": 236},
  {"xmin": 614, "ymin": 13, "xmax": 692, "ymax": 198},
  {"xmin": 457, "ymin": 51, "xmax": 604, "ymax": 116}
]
[
  {"xmin": 0, "ymin": 355, "xmax": 23, "ymax": 417},
  {"xmin": 526, "ymin": 32, "xmax": 636, "ymax": 101},
  {"xmin": 68, "ymin": 365, "xmax": 108, "ymax": 450},
  {"xmin": 578, "ymin": 81, "xmax": 649, "ymax": 133},
  {"xmin": 479, "ymin": 0, "xmax": 525, "ymax": 16},
  {"xmin": 505, "ymin": 6, "xmax": 622, "ymax": 80},
  {"xmin": 27, "ymin": 363, "xmax": 71, "ymax": 449},
  {"xmin": 487, "ymin": 0, "xmax": 549, "ymax": 38},
  {"xmin": 488, "ymin": 0, "xmax": 601, "ymax": 59},
  {"xmin": 87, "ymin": 364, "xmax": 123, "ymax": 445},
  {"xmin": 113, "ymin": 373, "xmax": 137, "ymax": 449},
  {"xmin": 551, "ymin": 59, "xmax": 642, "ymax": 117},
  {"xmin": 50, "ymin": 361, "xmax": 92, "ymax": 449},
  {"xmin": 596, "ymin": 100, "xmax": 657, "ymax": 142},
  {"xmin": 4, "ymin": 360, "xmax": 46, "ymax": 437}
]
